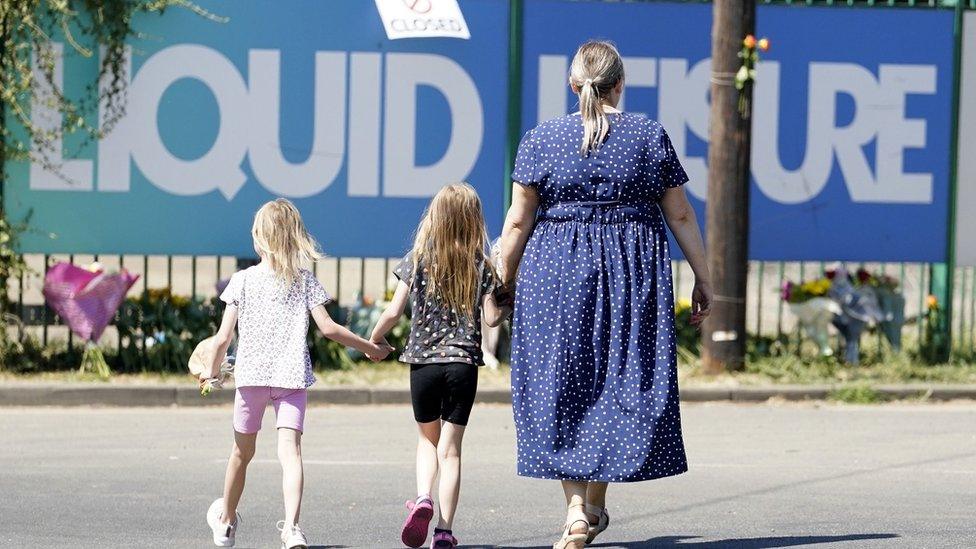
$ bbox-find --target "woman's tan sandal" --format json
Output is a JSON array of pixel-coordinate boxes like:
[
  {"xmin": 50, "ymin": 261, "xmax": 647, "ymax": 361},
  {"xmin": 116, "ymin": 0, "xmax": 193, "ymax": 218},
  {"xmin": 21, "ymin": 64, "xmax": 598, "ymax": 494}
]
[
  {"xmin": 585, "ymin": 504, "xmax": 610, "ymax": 544},
  {"xmin": 553, "ymin": 503, "xmax": 589, "ymax": 549}
]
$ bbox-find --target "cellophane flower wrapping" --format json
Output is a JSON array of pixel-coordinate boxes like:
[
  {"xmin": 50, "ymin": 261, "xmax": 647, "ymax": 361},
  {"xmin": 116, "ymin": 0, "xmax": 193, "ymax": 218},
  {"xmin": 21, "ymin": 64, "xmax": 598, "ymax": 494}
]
[{"xmin": 42, "ymin": 262, "xmax": 140, "ymax": 377}]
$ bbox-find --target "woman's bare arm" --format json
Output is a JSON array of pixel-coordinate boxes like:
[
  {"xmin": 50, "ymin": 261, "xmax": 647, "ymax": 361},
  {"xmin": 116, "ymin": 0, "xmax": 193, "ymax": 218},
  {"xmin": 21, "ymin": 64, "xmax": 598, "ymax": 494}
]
[
  {"xmin": 660, "ymin": 186, "xmax": 712, "ymax": 325},
  {"xmin": 498, "ymin": 183, "xmax": 540, "ymax": 286}
]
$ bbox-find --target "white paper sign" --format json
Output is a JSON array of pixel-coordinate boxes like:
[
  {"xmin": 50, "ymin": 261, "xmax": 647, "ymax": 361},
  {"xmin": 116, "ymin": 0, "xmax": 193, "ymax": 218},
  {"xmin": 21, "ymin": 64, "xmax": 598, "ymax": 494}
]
[{"xmin": 374, "ymin": 0, "xmax": 470, "ymax": 40}]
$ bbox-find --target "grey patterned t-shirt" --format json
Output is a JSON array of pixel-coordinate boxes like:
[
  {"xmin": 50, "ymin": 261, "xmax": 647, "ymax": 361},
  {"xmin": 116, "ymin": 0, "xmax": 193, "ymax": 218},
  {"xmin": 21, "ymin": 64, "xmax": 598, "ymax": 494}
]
[{"xmin": 394, "ymin": 253, "xmax": 497, "ymax": 366}]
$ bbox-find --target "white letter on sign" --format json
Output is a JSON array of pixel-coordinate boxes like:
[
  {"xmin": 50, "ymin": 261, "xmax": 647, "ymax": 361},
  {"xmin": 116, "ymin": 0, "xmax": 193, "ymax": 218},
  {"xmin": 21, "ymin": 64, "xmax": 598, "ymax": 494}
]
[
  {"xmin": 751, "ymin": 61, "xmax": 832, "ymax": 204},
  {"xmin": 348, "ymin": 52, "xmax": 383, "ymax": 197},
  {"xmin": 248, "ymin": 50, "xmax": 346, "ymax": 198},
  {"xmin": 29, "ymin": 43, "xmax": 93, "ymax": 191},
  {"xmin": 657, "ymin": 58, "xmax": 711, "ymax": 201},
  {"xmin": 383, "ymin": 53, "xmax": 483, "ymax": 197},
  {"xmin": 871, "ymin": 64, "xmax": 935, "ymax": 204},
  {"xmin": 126, "ymin": 45, "xmax": 248, "ymax": 199}
]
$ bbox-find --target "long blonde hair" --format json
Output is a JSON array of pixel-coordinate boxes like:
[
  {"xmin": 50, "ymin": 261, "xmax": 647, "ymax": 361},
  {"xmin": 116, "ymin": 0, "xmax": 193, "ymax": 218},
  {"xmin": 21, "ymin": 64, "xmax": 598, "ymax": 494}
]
[
  {"xmin": 569, "ymin": 40, "xmax": 625, "ymax": 156},
  {"xmin": 251, "ymin": 198, "xmax": 323, "ymax": 281},
  {"xmin": 410, "ymin": 183, "xmax": 491, "ymax": 318}
]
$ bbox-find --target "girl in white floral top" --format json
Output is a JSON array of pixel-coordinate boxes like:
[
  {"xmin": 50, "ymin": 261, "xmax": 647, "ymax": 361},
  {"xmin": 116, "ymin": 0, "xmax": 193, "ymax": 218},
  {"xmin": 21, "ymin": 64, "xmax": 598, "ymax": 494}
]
[{"xmin": 201, "ymin": 198, "xmax": 392, "ymax": 549}]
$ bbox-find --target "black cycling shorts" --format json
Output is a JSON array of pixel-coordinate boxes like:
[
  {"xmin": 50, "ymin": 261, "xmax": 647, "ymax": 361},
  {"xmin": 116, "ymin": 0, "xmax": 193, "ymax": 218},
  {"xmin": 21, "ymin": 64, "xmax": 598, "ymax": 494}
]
[{"xmin": 409, "ymin": 363, "xmax": 479, "ymax": 426}]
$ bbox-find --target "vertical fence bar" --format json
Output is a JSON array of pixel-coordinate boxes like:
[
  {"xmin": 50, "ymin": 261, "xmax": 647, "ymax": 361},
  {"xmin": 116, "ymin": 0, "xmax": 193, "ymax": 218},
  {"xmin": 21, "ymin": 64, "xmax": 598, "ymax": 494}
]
[
  {"xmin": 384, "ymin": 258, "xmax": 391, "ymax": 297},
  {"xmin": 674, "ymin": 261, "xmax": 682, "ymax": 298},
  {"xmin": 336, "ymin": 258, "xmax": 342, "ymax": 307},
  {"xmin": 776, "ymin": 261, "xmax": 784, "ymax": 339},
  {"xmin": 42, "ymin": 255, "xmax": 50, "ymax": 346},
  {"xmin": 17, "ymin": 267, "xmax": 23, "ymax": 323},
  {"xmin": 67, "ymin": 254, "xmax": 74, "ymax": 351},
  {"xmin": 360, "ymin": 257, "xmax": 366, "ymax": 302},
  {"xmin": 878, "ymin": 263, "xmax": 886, "ymax": 354},
  {"xmin": 796, "ymin": 262, "xmax": 805, "ymax": 354},
  {"xmin": 756, "ymin": 261, "xmax": 764, "ymax": 336},
  {"xmin": 959, "ymin": 268, "xmax": 969, "ymax": 352},
  {"xmin": 117, "ymin": 254, "xmax": 124, "ymax": 363},
  {"xmin": 143, "ymin": 255, "xmax": 148, "ymax": 358},
  {"xmin": 927, "ymin": 0, "xmax": 967, "ymax": 361},
  {"xmin": 918, "ymin": 263, "xmax": 926, "ymax": 344},
  {"xmin": 504, "ymin": 0, "xmax": 525, "ymax": 212},
  {"xmin": 166, "ymin": 255, "xmax": 173, "ymax": 290},
  {"xmin": 191, "ymin": 255, "xmax": 197, "ymax": 300},
  {"xmin": 970, "ymin": 266, "xmax": 976, "ymax": 354},
  {"xmin": 217, "ymin": 255, "xmax": 223, "ymax": 283}
]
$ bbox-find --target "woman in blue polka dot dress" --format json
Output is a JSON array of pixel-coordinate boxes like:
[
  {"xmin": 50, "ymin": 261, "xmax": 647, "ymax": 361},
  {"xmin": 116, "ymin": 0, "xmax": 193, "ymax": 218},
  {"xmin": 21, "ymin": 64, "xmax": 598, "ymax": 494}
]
[{"xmin": 497, "ymin": 41, "xmax": 712, "ymax": 548}]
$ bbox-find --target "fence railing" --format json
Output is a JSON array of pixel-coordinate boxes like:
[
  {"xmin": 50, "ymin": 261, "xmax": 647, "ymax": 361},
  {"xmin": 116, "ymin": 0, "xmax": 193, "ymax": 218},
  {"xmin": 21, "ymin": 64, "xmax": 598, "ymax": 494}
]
[{"xmin": 10, "ymin": 253, "xmax": 976, "ymax": 362}]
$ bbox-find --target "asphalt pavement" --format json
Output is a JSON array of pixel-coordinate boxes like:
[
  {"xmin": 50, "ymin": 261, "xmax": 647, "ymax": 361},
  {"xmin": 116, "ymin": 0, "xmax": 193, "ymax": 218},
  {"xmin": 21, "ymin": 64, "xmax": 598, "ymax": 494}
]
[{"xmin": 1, "ymin": 402, "xmax": 974, "ymax": 548}]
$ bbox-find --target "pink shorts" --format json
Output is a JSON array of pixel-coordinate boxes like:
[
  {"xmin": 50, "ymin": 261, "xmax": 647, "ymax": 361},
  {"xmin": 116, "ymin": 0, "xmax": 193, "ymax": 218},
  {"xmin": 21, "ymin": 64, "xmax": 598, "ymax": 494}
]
[{"xmin": 233, "ymin": 386, "xmax": 308, "ymax": 434}]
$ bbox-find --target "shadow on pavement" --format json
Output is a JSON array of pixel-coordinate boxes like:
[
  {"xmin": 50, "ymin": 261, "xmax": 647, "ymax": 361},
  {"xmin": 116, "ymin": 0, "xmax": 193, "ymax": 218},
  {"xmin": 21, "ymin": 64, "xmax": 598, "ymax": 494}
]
[{"xmin": 490, "ymin": 533, "xmax": 899, "ymax": 549}]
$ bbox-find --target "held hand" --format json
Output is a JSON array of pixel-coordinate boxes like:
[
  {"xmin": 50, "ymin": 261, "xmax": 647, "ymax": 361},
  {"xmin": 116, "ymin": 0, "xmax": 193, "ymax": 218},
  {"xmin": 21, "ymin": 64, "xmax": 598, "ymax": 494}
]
[
  {"xmin": 365, "ymin": 339, "xmax": 394, "ymax": 362},
  {"xmin": 690, "ymin": 279, "xmax": 713, "ymax": 327},
  {"xmin": 494, "ymin": 283, "xmax": 516, "ymax": 309}
]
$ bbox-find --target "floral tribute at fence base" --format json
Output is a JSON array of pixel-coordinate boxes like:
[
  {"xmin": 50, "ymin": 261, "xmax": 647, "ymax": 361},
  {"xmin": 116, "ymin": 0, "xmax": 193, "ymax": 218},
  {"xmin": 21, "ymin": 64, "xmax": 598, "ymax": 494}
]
[
  {"xmin": 42, "ymin": 262, "xmax": 139, "ymax": 377},
  {"xmin": 781, "ymin": 266, "xmax": 905, "ymax": 364}
]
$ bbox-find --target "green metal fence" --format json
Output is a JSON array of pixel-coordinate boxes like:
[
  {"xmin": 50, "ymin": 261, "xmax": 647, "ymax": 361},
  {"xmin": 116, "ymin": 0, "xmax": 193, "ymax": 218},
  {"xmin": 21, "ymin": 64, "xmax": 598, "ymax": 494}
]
[
  {"xmin": 6, "ymin": 0, "xmax": 976, "ymax": 365},
  {"xmin": 10, "ymin": 254, "xmax": 976, "ymax": 363}
]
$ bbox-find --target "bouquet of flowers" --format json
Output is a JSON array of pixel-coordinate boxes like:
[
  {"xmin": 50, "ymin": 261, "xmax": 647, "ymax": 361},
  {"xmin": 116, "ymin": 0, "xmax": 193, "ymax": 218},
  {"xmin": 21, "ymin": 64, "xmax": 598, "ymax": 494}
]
[
  {"xmin": 780, "ymin": 277, "xmax": 831, "ymax": 304},
  {"xmin": 781, "ymin": 277, "xmax": 838, "ymax": 356},
  {"xmin": 735, "ymin": 34, "xmax": 770, "ymax": 117},
  {"xmin": 42, "ymin": 262, "xmax": 139, "ymax": 378},
  {"xmin": 187, "ymin": 335, "xmax": 235, "ymax": 396}
]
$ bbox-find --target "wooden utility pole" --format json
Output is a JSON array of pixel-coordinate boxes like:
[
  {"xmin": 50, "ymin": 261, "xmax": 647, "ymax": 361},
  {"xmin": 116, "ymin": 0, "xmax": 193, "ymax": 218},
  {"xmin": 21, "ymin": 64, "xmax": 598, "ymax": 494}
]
[{"xmin": 701, "ymin": 0, "xmax": 755, "ymax": 373}]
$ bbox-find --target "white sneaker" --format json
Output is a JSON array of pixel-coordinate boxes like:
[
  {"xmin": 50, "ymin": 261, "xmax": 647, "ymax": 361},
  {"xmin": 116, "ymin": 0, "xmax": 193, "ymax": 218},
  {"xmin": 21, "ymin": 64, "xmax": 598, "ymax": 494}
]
[
  {"xmin": 277, "ymin": 521, "xmax": 309, "ymax": 549},
  {"xmin": 207, "ymin": 498, "xmax": 240, "ymax": 547}
]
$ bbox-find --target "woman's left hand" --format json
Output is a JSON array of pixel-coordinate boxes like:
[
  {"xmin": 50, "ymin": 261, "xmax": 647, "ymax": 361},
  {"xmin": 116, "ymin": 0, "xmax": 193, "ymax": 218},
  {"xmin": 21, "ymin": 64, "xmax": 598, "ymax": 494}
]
[{"xmin": 690, "ymin": 279, "xmax": 713, "ymax": 326}]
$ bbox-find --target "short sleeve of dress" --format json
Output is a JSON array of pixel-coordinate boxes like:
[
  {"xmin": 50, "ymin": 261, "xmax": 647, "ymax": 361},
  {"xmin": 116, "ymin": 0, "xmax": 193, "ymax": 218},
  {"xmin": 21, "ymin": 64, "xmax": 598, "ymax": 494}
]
[
  {"xmin": 304, "ymin": 269, "xmax": 332, "ymax": 310},
  {"xmin": 511, "ymin": 130, "xmax": 543, "ymax": 187},
  {"xmin": 393, "ymin": 253, "xmax": 414, "ymax": 283},
  {"xmin": 656, "ymin": 124, "xmax": 689, "ymax": 189},
  {"xmin": 220, "ymin": 271, "xmax": 243, "ymax": 307}
]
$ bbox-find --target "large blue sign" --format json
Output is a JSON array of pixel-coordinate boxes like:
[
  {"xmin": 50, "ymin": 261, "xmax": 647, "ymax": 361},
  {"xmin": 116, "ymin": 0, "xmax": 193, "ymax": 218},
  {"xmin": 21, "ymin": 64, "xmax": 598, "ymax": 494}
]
[
  {"xmin": 7, "ymin": 0, "xmax": 509, "ymax": 257},
  {"xmin": 521, "ymin": 0, "xmax": 955, "ymax": 262}
]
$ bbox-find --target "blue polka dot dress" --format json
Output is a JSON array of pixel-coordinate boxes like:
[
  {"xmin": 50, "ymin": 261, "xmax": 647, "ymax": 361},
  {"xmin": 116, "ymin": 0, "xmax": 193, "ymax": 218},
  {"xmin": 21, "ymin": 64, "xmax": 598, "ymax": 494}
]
[{"xmin": 510, "ymin": 112, "xmax": 689, "ymax": 482}]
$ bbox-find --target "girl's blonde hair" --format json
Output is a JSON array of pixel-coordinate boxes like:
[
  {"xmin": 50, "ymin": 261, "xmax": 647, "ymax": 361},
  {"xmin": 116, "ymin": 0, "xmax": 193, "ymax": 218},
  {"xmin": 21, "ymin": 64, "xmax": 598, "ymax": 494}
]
[
  {"xmin": 569, "ymin": 40, "xmax": 625, "ymax": 156},
  {"xmin": 410, "ymin": 183, "xmax": 492, "ymax": 318},
  {"xmin": 251, "ymin": 198, "xmax": 323, "ymax": 281}
]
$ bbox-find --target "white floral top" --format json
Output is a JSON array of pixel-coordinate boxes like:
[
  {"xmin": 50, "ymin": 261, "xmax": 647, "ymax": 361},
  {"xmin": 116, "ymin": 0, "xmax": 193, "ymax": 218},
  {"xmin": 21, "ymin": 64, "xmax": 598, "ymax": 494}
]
[{"xmin": 220, "ymin": 265, "xmax": 331, "ymax": 389}]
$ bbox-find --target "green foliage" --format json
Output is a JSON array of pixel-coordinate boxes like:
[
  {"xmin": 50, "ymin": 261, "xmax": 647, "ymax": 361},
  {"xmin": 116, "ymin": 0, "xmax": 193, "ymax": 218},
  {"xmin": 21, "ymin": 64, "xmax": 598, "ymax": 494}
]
[
  {"xmin": 114, "ymin": 288, "xmax": 219, "ymax": 373},
  {"xmin": 829, "ymin": 385, "xmax": 885, "ymax": 404},
  {"xmin": 673, "ymin": 299, "xmax": 700, "ymax": 353},
  {"xmin": 0, "ymin": 333, "xmax": 75, "ymax": 373},
  {"xmin": 1, "ymin": 288, "xmax": 371, "ymax": 373},
  {"xmin": 0, "ymin": 214, "xmax": 29, "ymax": 313},
  {"xmin": 0, "ymin": 0, "xmax": 223, "ymax": 166}
]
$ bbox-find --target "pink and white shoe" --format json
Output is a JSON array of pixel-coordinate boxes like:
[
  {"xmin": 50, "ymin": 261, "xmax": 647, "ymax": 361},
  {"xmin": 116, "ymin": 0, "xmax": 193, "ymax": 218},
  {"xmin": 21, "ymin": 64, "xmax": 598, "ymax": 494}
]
[
  {"xmin": 431, "ymin": 530, "xmax": 458, "ymax": 549},
  {"xmin": 400, "ymin": 495, "xmax": 434, "ymax": 548}
]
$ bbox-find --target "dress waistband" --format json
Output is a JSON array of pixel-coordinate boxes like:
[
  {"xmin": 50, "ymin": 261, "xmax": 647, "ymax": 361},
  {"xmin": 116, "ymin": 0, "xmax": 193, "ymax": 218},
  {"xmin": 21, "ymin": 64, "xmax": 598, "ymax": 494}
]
[{"xmin": 537, "ymin": 201, "xmax": 660, "ymax": 224}]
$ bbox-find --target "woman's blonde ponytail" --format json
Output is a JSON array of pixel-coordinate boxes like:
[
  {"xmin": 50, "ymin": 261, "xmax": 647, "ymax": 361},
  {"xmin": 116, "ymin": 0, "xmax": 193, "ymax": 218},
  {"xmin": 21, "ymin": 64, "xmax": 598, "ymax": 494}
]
[{"xmin": 569, "ymin": 41, "xmax": 624, "ymax": 156}]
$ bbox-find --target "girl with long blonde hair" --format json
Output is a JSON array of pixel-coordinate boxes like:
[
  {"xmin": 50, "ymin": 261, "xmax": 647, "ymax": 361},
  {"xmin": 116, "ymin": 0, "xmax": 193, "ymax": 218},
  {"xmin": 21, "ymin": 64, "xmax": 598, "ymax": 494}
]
[
  {"xmin": 370, "ymin": 183, "xmax": 510, "ymax": 549},
  {"xmin": 203, "ymin": 198, "xmax": 392, "ymax": 549}
]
